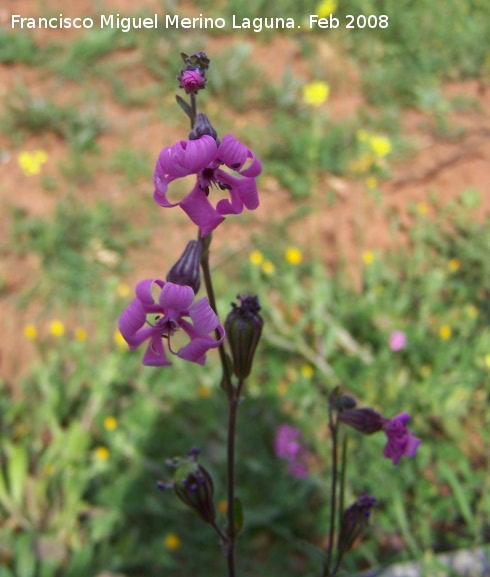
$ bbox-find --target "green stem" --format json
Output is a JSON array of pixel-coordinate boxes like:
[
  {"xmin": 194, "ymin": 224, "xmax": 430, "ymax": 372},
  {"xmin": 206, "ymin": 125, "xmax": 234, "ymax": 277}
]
[
  {"xmin": 199, "ymin": 231, "xmax": 238, "ymax": 577},
  {"xmin": 323, "ymin": 406, "xmax": 339, "ymax": 577}
]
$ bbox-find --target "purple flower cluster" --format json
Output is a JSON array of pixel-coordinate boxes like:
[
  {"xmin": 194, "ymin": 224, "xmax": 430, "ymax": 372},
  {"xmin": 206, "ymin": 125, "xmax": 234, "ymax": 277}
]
[
  {"xmin": 382, "ymin": 412, "xmax": 421, "ymax": 465},
  {"xmin": 154, "ymin": 134, "xmax": 262, "ymax": 236},
  {"xmin": 119, "ymin": 280, "xmax": 224, "ymax": 366},
  {"xmin": 273, "ymin": 424, "xmax": 309, "ymax": 479}
]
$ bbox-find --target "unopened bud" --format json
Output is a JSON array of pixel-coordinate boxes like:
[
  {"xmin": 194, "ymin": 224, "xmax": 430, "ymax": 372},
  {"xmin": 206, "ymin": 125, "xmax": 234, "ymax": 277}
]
[
  {"xmin": 173, "ymin": 454, "xmax": 216, "ymax": 524},
  {"xmin": 179, "ymin": 69, "xmax": 206, "ymax": 94},
  {"xmin": 338, "ymin": 408, "xmax": 384, "ymax": 435},
  {"xmin": 225, "ymin": 295, "xmax": 263, "ymax": 380},
  {"xmin": 337, "ymin": 493, "xmax": 376, "ymax": 556},
  {"xmin": 166, "ymin": 240, "xmax": 202, "ymax": 294},
  {"xmin": 189, "ymin": 113, "xmax": 219, "ymax": 143}
]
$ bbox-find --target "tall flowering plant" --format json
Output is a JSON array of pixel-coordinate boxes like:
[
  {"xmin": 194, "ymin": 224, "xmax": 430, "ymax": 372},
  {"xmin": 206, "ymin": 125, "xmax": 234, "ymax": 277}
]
[{"xmin": 118, "ymin": 52, "xmax": 421, "ymax": 577}]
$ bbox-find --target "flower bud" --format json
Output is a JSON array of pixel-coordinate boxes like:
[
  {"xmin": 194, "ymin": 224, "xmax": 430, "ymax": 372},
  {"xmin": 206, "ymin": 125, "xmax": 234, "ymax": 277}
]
[
  {"xmin": 166, "ymin": 240, "xmax": 202, "ymax": 294},
  {"xmin": 337, "ymin": 493, "xmax": 376, "ymax": 556},
  {"xmin": 178, "ymin": 69, "xmax": 206, "ymax": 94},
  {"xmin": 173, "ymin": 453, "xmax": 216, "ymax": 524},
  {"xmin": 225, "ymin": 295, "xmax": 263, "ymax": 380},
  {"xmin": 337, "ymin": 408, "xmax": 384, "ymax": 435},
  {"xmin": 189, "ymin": 113, "xmax": 219, "ymax": 143}
]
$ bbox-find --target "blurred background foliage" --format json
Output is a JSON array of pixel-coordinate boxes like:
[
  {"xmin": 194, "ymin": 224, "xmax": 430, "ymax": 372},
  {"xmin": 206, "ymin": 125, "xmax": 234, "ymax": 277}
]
[{"xmin": 1, "ymin": 0, "xmax": 490, "ymax": 575}]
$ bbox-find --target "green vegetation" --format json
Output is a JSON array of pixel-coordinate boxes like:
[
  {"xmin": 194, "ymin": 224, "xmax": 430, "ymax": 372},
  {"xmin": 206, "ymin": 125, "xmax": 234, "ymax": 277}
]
[{"xmin": 1, "ymin": 1, "xmax": 489, "ymax": 575}]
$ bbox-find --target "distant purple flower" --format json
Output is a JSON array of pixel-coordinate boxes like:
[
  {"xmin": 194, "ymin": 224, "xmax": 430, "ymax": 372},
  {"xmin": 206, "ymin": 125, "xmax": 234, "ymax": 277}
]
[
  {"xmin": 119, "ymin": 279, "xmax": 224, "ymax": 366},
  {"xmin": 154, "ymin": 134, "xmax": 262, "ymax": 236},
  {"xmin": 274, "ymin": 425, "xmax": 309, "ymax": 479},
  {"xmin": 389, "ymin": 330, "xmax": 407, "ymax": 351},
  {"xmin": 179, "ymin": 69, "xmax": 206, "ymax": 93},
  {"xmin": 383, "ymin": 412, "xmax": 421, "ymax": 465}
]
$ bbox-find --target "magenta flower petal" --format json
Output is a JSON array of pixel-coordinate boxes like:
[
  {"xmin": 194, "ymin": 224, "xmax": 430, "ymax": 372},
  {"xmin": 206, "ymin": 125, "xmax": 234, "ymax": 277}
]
[
  {"xmin": 189, "ymin": 298, "xmax": 221, "ymax": 334},
  {"xmin": 180, "ymin": 184, "xmax": 225, "ymax": 236},
  {"xmin": 159, "ymin": 282, "xmax": 194, "ymax": 312},
  {"xmin": 142, "ymin": 334, "xmax": 171, "ymax": 366},
  {"xmin": 383, "ymin": 412, "xmax": 421, "ymax": 465},
  {"xmin": 215, "ymin": 172, "xmax": 259, "ymax": 214},
  {"xmin": 119, "ymin": 280, "xmax": 225, "ymax": 367},
  {"xmin": 218, "ymin": 134, "xmax": 262, "ymax": 176}
]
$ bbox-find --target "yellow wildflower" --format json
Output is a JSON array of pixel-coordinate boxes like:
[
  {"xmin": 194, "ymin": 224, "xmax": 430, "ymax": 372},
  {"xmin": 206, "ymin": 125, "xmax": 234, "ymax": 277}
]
[
  {"xmin": 49, "ymin": 320, "xmax": 65, "ymax": 337},
  {"xmin": 439, "ymin": 325, "xmax": 452, "ymax": 340},
  {"xmin": 198, "ymin": 385, "xmax": 211, "ymax": 398},
  {"xmin": 316, "ymin": 0, "xmax": 337, "ymax": 17},
  {"xmin": 114, "ymin": 330, "xmax": 128, "ymax": 350},
  {"xmin": 103, "ymin": 416, "xmax": 118, "ymax": 431},
  {"xmin": 261, "ymin": 260, "xmax": 275, "ymax": 275},
  {"xmin": 370, "ymin": 135, "xmax": 391, "ymax": 158},
  {"xmin": 301, "ymin": 364, "xmax": 314, "ymax": 378},
  {"xmin": 249, "ymin": 250, "xmax": 264, "ymax": 266},
  {"xmin": 75, "ymin": 327, "xmax": 88, "ymax": 341},
  {"xmin": 164, "ymin": 533, "xmax": 181, "ymax": 551},
  {"xmin": 276, "ymin": 380, "xmax": 289, "ymax": 396},
  {"xmin": 285, "ymin": 247, "xmax": 303, "ymax": 265},
  {"xmin": 23, "ymin": 324, "xmax": 38, "ymax": 340},
  {"xmin": 362, "ymin": 251, "xmax": 374, "ymax": 265},
  {"xmin": 18, "ymin": 150, "xmax": 48, "ymax": 176},
  {"xmin": 484, "ymin": 354, "xmax": 490, "ymax": 369},
  {"xmin": 365, "ymin": 176, "xmax": 378, "ymax": 189},
  {"xmin": 416, "ymin": 202, "xmax": 429, "ymax": 215},
  {"xmin": 303, "ymin": 81, "xmax": 330, "ymax": 107},
  {"xmin": 94, "ymin": 446, "xmax": 110, "ymax": 461},
  {"xmin": 448, "ymin": 258, "xmax": 460, "ymax": 273},
  {"xmin": 116, "ymin": 283, "xmax": 131, "ymax": 298}
]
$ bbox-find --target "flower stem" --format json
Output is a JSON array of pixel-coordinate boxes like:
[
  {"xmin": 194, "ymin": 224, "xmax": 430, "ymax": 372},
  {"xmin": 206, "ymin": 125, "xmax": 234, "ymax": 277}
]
[
  {"xmin": 199, "ymin": 231, "xmax": 238, "ymax": 577},
  {"xmin": 323, "ymin": 405, "xmax": 339, "ymax": 577}
]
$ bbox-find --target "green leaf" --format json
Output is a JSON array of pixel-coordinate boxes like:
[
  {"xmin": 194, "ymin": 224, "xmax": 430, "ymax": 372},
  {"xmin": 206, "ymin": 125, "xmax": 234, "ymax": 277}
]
[
  {"xmin": 234, "ymin": 497, "xmax": 244, "ymax": 536},
  {"xmin": 8, "ymin": 444, "xmax": 28, "ymax": 506},
  {"xmin": 175, "ymin": 95, "xmax": 191, "ymax": 118}
]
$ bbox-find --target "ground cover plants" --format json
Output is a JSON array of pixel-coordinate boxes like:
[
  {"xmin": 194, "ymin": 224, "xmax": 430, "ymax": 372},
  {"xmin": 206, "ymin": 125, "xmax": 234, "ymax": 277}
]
[{"xmin": 1, "ymin": 1, "xmax": 490, "ymax": 575}]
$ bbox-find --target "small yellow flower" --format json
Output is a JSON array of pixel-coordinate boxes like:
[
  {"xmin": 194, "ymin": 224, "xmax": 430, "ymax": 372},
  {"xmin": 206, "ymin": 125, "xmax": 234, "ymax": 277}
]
[
  {"xmin": 316, "ymin": 0, "xmax": 337, "ymax": 17},
  {"xmin": 18, "ymin": 150, "xmax": 48, "ymax": 176},
  {"xmin": 285, "ymin": 247, "xmax": 303, "ymax": 265},
  {"xmin": 303, "ymin": 81, "xmax": 330, "ymax": 107},
  {"xmin": 23, "ymin": 324, "xmax": 38, "ymax": 340},
  {"xmin": 365, "ymin": 176, "xmax": 378, "ymax": 189},
  {"xmin": 164, "ymin": 533, "xmax": 181, "ymax": 551},
  {"xmin": 448, "ymin": 258, "xmax": 460, "ymax": 273},
  {"xmin": 276, "ymin": 380, "xmax": 289, "ymax": 396},
  {"xmin": 198, "ymin": 385, "xmax": 211, "ymax": 398},
  {"xmin": 75, "ymin": 327, "xmax": 88, "ymax": 341},
  {"xmin": 249, "ymin": 250, "xmax": 264, "ymax": 266},
  {"xmin": 370, "ymin": 135, "xmax": 391, "ymax": 158},
  {"xmin": 94, "ymin": 446, "xmax": 110, "ymax": 461},
  {"xmin": 301, "ymin": 364, "xmax": 314, "ymax": 378},
  {"xmin": 114, "ymin": 330, "xmax": 128, "ymax": 350},
  {"xmin": 103, "ymin": 416, "xmax": 118, "ymax": 431},
  {"xmin": 416, "ymin": 202, "xmax": 429, "ymax": 215},
  {"xmin": 465, "ymin": 304, "xmax": 479, "ymax": 319},
  {"xmin": 484, "ymin": 354, "xmax": 490, "ymax": 369},
  {"xmin": 439, "ymin": 325, "xmax": 452, "ymax": 340},
  {"xmin": 261, "ymin": 260, "xmax": 275, "ymax": 275},
  {"xmin": 49, "ymin": 320, "xmax": 65, "ymax": 337},
  {"xmin": 217, "ymin": 500, "xmax": 228, "ymax": 514},
  {"xmin": 362, "ymin": 251, "xmax": 374, "ymax": 265},
  {"xmin": 116, "ymin": 283, "xmax": 131, "ymax": 298}
]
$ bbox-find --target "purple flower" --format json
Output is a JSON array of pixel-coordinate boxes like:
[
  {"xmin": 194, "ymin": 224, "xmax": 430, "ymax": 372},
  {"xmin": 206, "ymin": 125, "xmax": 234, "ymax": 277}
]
[
  {"xmin": 154, "ymin": 134, "xmax": 262, "ymax": 236},
  {"xmin": 273, "ymin": 425, "xmax": 309, "ymax": 479},
  {"xmin": 179, "ymin": 69, "xmax": 206, "ymax": 93},
  {"xmin": 389, "ymin": 330, "xmax": 407, "ymax": 351},
  {"xmin": 382, "ymin": 412, "xmax": 421, "ymax": 465},
  {"xmin": 119, "ymin": 279, "xmax": 224, "ymax": 366}
]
